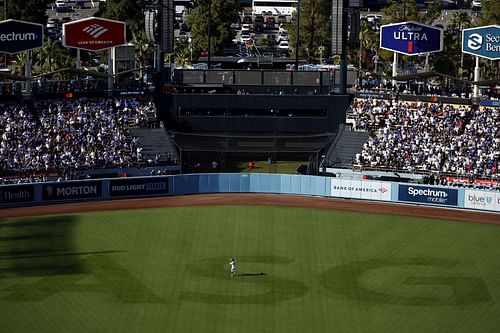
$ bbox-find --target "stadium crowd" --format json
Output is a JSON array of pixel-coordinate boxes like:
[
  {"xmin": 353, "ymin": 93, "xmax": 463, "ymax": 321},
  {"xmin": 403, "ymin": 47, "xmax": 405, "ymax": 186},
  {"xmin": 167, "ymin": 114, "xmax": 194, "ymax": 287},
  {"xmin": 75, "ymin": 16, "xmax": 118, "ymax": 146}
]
[
  {"xmin": 0, "ymin": 98, "xmax": 157, "ymax": 184},
  {"xmin": 349, "ymin": 98, "xmax": 499, "ymax": 185}
]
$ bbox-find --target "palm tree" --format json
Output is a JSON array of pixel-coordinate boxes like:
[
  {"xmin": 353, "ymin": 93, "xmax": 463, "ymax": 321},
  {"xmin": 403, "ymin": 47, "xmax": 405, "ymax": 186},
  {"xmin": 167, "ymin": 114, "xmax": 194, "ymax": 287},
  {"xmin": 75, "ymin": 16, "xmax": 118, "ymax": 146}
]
[
  {"xmin": 34, "ymin": 38, "xmax": 67, "ymax": 74},
  {"xmin": 11, "ymin": 52, "xmax": 26, "ymax": 75},
  {"xmin": 448, "ymin": 11, "xmax": 472, "ymax": 78},
  {"xmin": 358, "ymin": 21, "xmax": 376, "ymax": 71},
  {"xmin": 131, "ymin": 30, "xmax": 153, "ymax": 81}
]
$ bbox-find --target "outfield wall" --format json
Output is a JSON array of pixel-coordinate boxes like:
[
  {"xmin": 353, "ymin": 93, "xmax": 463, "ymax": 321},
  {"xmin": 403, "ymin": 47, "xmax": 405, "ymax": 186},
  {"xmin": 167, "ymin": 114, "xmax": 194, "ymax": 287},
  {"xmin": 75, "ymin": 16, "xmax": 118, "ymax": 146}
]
[{"xmin": 0, "ymin": 174, "xmax": 498, "ymax": 213}]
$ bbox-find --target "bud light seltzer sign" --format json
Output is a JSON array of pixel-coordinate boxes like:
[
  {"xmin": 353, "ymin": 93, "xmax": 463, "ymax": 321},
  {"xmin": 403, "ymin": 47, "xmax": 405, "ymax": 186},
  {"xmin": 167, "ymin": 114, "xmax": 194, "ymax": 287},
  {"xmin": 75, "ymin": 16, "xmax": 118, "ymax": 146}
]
[
  {"xmin": 380, "ymin": 21, "xmax": 443, "ymax": 56},
  {"xmin": 462, "ymin": 25, "xmax": 500, "ymax": 60}
]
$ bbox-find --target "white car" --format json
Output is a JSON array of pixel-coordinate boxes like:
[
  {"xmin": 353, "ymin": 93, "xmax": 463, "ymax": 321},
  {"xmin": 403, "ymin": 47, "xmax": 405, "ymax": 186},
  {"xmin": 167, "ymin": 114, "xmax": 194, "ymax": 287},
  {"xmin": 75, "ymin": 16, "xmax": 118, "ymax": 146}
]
[
  {"xmin": 471, "ymin": 0, "xmax": 482, "ymax": 9},
  {"xmin": 241, "ymin": 32, "xmax": 251, "ymax": 43},
  {"xmin": 278, "ymin": 40, "xmax": 289, "ymax": 50}
]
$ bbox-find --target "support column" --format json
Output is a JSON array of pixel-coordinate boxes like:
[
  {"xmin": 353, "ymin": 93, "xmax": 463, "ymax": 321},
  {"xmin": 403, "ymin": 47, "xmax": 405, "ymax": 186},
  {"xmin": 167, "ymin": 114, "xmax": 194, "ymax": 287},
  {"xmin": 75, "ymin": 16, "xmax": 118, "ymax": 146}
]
[
  {"xmin": 24, "ymin": 50, "xmax": 31, "ymax": 94},
  {"xmin": 392, "ymin": 52, "xmax": 398, "ymax": 87},
  {"xmin": 473, "ymin": 56, "xmax": 480, "ymax": 98}
]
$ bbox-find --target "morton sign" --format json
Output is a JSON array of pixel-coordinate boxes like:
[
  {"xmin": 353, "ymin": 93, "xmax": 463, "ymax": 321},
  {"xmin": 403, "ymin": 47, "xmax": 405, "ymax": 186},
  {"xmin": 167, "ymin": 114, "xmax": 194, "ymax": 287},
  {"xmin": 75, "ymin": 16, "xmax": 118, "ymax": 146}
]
[
  {"xmin": 462, "ymin": 25, "xmax": 500, "ymax": 60},
  {"xmin": 380, "ymin": 21, "xmax": 443, "ymax": 56},
  {"xmin": 0, "ymin": 19, "xmax": 43, "ymax": 54},
  {"xmin": 63, "ymin": 17, "xmax": 126, "ymax": 51}
]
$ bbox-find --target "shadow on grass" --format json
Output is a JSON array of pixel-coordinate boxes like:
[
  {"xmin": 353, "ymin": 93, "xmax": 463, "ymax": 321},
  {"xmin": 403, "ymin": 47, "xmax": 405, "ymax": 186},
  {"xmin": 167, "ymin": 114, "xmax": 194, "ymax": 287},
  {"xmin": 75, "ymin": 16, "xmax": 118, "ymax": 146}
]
[
  {"xmin": 0, "ymin": 215, "xmax": 121, "ymax": 277},
  {"xmin": 237, "ymin": 272, "xmax": 266, "ymax": 277}
]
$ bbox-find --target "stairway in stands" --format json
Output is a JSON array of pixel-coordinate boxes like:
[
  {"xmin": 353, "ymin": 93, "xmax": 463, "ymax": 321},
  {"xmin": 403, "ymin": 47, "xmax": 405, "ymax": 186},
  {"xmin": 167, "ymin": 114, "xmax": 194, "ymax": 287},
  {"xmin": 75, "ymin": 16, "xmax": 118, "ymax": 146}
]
[
  {"xmin": 325, "ymin": 125, "xmax": 369, "ymax": 167},
  {"xmin": 129, "ymin": 127, "xmax": 178, "ymax": 164}
]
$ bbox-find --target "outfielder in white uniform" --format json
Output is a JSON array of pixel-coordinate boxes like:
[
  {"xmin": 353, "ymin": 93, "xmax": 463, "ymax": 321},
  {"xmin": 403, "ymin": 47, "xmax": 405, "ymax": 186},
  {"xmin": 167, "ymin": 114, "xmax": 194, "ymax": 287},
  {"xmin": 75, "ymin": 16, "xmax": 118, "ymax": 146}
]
[{"xmin": 229, "ymin": 258, "xmax": 236, "ymax": 277}]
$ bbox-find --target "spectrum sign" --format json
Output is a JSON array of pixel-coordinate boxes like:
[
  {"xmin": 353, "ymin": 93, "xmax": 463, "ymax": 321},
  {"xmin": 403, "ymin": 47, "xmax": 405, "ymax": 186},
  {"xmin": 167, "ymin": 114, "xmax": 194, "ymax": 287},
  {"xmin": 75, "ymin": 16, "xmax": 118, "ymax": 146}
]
[
  {"xmin": 0, "ymin": 19, "xmax": 43, "ymax": 54},
  {"xmin": 380, "ymin": 21, "xmax": 443, "ymax": 56},
  {"xmin": 462, "ymin": 25, "xmax": 500, "ymax": 60},
  {"xmin": 63, "ymin": 17, "xmax": 126, "ymax": 51}
]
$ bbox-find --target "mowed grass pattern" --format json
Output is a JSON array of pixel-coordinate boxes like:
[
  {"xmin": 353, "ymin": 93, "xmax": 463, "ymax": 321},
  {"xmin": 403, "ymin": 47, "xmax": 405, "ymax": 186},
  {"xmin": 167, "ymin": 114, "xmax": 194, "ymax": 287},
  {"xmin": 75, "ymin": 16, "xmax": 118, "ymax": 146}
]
[{"xmin": 0, "ymin": 206, "xmax": 499, "ymax": 333}]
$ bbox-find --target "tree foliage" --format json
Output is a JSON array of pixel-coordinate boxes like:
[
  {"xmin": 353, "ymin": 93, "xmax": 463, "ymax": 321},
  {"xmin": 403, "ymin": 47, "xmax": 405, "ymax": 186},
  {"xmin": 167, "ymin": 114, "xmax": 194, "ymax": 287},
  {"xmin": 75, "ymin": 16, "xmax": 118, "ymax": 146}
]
[
  {"xmin": 4, "ymin": 0, "xmax": 49, "ymax": 24},
  {"xmin": 480, "ymin": 1, "xmax": 500, "ymax": 26},
  {"xmin": 102, "ymin": 0, "xmax": 146, "ymax": 39},
  {"xmin": 287, "ymin": 0, "xmax": 331, "ymax": 62},
  {"xmin": 187, "ymin": 0, "xmax": 238, "ymax": 56},
  {"xmin": 381, "ymin": 0, "xmax": 440, "ymax": 25}
]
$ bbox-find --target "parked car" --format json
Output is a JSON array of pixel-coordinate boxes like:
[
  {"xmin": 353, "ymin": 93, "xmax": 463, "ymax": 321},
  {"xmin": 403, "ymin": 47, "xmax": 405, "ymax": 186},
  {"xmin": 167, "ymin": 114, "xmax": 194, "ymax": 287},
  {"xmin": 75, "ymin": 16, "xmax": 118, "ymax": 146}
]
[
  {"xmin": 266, "ymin": 16, "xmax": 275, "ymax": 29},
  {"xmin": 55, "ymin": 0, "xmax": 71, "ymax": 13},
  {"xmin": 59, "ymin": 16, "xmax": 72, "ymax": 27},
  {"xmin": 277, "ymin": 15, "xmax": 286, "ymax": 24},
  {"xmin": 278, "ymin": 40, "xmax": 289, "ymax": 50},
  {"xmin": 471, "ymin": 0, "xmax": 482, "ymax": 9},
  {"xmin": 46, "ymin": 18, "xmax": 59, "ymax": 30},
  {"xmin": 241, "ymin": 31, "xmax": 252, "ymax": 43}
]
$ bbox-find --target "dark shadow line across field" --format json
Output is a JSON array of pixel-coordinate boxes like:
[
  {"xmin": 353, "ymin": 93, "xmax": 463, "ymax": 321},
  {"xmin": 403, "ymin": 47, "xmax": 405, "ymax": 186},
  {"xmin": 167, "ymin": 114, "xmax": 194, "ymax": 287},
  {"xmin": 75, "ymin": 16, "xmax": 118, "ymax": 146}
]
[
  {"xmin": 0, "ymin": 250, "xmax": 127, "ymax": 261},
  {"xmin": 237, "ymin": 272, "xmax": 266, "ymax": 277}
]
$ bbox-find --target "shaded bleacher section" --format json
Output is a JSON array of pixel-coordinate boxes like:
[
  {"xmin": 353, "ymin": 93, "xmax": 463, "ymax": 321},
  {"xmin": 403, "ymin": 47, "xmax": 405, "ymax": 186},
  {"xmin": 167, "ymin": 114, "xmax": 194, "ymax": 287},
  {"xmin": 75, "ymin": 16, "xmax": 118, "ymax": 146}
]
[
  {"xmin": 323, "ymin": 125, "xmax": 369, "ymax": 167},
  {"xmin": 129, "ymin": 125, "xmax": 178, "ymax": 166}
]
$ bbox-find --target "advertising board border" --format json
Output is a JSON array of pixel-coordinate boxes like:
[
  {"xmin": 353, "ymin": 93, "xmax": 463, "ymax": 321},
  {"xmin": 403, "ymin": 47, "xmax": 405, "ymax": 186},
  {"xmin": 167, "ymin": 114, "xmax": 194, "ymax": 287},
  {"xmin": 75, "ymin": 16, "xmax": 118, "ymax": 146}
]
[
  {"xmin": 0, "ymin": 175, "xmax": 498, "ymax": 214},
  {"xmin": 380, "ymin": 21, "xmax": 444, "ymax": 56},
  {"xmin": 62, "ymin": 16, "xmax": 127, "ymax": 52},
  {"xmin": 462, "ymin": 25, "xmax": 500, "ymax": 60},
  {"xmin": 0, "ymin": 19, "xmax": 44, "ymax": 54}
]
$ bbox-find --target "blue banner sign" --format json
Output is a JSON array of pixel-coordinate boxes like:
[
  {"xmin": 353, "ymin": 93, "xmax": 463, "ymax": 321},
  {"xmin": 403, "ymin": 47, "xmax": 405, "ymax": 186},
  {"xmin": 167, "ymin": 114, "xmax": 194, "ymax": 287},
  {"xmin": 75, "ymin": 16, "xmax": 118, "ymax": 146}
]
[
  {"xmin": 380, "ymin": 21, "xmax": 443, "ymax": 55},
  {"xmin": 0, "ymin": 19, "xmax": 44, "ymax": 54},
  {"xmin": 398, "ymin": 184, "xmax": 458, "ymax": 206},
  {"xmin": 479, "ymin": 99, "xmax": 500, "ymax": 107},
  {"xmin": 109, "ymin": 177, "xmax": 169, "ymax": 197},
  {"xmin": 463, "ymin": 25, "xmax": 500, "ymax": 60},
  {"xmin": 42, "ymin": 181, "xmax": 102, "ymax": 201}
]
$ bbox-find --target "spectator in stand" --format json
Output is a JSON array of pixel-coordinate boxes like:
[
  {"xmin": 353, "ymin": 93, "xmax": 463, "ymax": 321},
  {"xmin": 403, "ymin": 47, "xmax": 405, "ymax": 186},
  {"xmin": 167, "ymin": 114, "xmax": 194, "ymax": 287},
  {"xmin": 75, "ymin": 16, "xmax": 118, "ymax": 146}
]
[
  {"xmin": 0, "ymin": 98, "xmax": 159, "ymax": 183},
  {"xmin": 348, "ymin": 98, "xmax": 499, "ymax": 188}
]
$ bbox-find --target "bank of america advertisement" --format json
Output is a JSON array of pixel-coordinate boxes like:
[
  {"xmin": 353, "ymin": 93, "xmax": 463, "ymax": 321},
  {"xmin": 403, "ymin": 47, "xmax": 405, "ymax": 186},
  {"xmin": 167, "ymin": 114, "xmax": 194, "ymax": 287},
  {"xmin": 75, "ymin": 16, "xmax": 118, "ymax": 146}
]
[
  {"xmin": 464, "ymin": 189, "xmax": 499, "ymax": 212},
  {"xmin": 331, "ymin": 179, "xmax": 391, "ymax": 201}
]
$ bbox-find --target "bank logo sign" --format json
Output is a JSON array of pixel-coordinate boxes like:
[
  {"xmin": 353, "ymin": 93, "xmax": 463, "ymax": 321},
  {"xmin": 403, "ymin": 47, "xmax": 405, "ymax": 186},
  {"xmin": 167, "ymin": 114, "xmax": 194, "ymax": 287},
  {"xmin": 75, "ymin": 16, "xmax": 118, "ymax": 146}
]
[
  {"xmin": 63, "ymin": 17, "xmax": 126, "ymax": 51},
  {"xmin": 463, "ymin": 25, "xmax": 500, "ymax": 60},
  {"xmin": 331, "ymin": 179, "xmax": 391, "ymax": 201},
  {"xmin": 83, "ymin": 24, "xmax": 109, "ymax": 38},
  {"xmin": 0, "ymin": 19, "xmax": 43, "ymax": 54},
  {"xmin": 380, "ymin": 21, "xmax": 443, "ymax": 56},
  {"xmin": 398, "ymin": 184, "xmax": 458, "ymax": 206}
]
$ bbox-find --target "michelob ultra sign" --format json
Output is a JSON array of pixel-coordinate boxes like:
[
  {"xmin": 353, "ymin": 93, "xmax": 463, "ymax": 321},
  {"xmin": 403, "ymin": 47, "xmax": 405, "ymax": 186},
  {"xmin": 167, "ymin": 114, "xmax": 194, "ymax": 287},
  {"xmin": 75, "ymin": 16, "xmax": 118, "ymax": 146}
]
[
  {"xmin": 462, "ymin": 25, "xmax": 500, "ymax": 60},
  {"xmin": 380, "ymin": 21, "xmax": 443, "ymax": 56}
]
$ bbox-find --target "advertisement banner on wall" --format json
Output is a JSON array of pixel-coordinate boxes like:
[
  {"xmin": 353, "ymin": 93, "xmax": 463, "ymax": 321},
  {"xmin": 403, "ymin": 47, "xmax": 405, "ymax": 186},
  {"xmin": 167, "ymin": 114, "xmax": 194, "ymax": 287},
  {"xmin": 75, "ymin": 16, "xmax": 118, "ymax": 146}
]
[
  {"xmin": 0, "ymin": 184, "xmax": 35, "ymax": 204},
  {"xmin": 463, "ymin": 189, "xmax": 498, "ymax": 211},
  {"xmin": 42, "ymin": 181, "xmax": 102, "ymax": 201},
  {"xmin": 109, "ymin": 177, "xmax": 170, "ymax": 197},
  {"xmin": 331, "ymin": 179, "xmax": 391, "ymax": 201},
  {"xmin": 398, "ymin": 184, "xmax": 458, "ymax": 206}
]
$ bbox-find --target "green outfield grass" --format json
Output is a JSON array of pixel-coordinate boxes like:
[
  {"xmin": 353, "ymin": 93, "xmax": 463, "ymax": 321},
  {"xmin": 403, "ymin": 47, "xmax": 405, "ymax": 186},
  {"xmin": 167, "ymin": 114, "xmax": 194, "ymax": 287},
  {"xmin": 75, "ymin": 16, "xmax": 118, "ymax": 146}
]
[{"xmin": 1, "ymin": 206, "xmax": 499, "ymax": 333}]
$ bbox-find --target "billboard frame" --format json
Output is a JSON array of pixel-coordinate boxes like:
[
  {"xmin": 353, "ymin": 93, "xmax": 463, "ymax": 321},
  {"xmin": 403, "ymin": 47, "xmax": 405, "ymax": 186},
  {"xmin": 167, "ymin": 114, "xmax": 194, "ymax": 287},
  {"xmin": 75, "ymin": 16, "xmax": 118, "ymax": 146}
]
[
  {"xmin": 380, "ymin": 21, "xmax": 443, "ymax": 56},
  {"xmin": 0, "ymin": 19, "xmax": 44, "ymax": 54},
  {"xmin": 462, "ymin": 25, "xmax": 500, "ymax": 61},
  {"xmin": 62, "ymin": 16, "xmax": 126, "ymax": 52}
]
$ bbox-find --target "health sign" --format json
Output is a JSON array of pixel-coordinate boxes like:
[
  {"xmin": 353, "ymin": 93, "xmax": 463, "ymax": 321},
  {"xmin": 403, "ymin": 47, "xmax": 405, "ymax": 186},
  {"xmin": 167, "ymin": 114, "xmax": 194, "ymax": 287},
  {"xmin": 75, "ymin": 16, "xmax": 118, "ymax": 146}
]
[
  {"xmin": 462, "ymin": 25, "xmax": 500, "ymax": 60},
  {"xmin": 380, "ymin": 21, "xmax": 443, "ymax": 56},
  {"xmin": 0, "ymin": 19, "xmax": 43, "ymax": 54},
  {"xmin": 63, "ymin": 17, "xmax": 126, "ymax": 51}
]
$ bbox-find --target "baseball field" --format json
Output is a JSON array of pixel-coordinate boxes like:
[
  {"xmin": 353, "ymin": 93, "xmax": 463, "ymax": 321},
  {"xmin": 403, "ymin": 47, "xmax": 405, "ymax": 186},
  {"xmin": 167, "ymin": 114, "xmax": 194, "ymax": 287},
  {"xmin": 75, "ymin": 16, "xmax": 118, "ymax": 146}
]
[{"xmin": 0, "ymin": 195, "xmax": 499, "ymax": 333}]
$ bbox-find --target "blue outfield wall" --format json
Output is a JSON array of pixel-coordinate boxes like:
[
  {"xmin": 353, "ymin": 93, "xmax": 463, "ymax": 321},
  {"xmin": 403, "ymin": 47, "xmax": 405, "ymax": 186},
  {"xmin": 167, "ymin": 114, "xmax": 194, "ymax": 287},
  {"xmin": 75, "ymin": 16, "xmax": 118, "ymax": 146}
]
[
  {"xmin": 172, "ymin": 173, "xmax": 330, "ymax": 197},
  {"xmin": 0, "ymin": 174, "xmax": 498, "ymax": 213}
]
